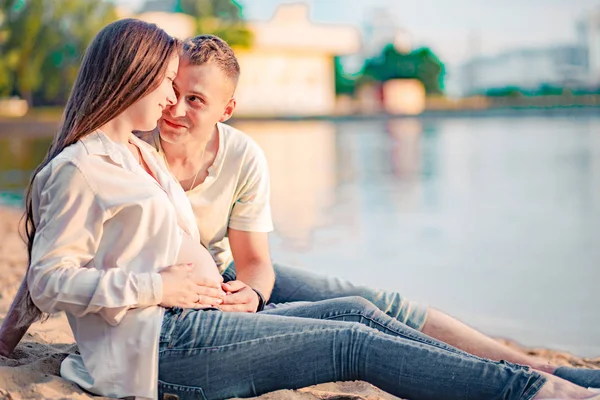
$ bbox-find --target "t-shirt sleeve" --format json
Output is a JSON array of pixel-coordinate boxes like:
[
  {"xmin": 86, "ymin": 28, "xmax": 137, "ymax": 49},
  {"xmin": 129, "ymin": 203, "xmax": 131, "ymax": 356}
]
[{"xmin": 228, "ymin": 146, "xmax": 274, "ymax": 233}]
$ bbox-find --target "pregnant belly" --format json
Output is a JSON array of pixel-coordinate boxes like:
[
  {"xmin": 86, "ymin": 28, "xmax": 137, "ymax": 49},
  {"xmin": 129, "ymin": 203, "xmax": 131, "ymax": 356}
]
[{"xmin": 175, "ymin": 231, "xmax": 222, "ymax": 284}]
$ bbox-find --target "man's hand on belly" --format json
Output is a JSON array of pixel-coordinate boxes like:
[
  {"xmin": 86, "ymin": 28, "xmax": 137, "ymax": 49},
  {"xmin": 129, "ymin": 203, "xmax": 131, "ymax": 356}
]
[{"xmin": 219, "ymin": 280, "xmax": 260, "ymax": 313}]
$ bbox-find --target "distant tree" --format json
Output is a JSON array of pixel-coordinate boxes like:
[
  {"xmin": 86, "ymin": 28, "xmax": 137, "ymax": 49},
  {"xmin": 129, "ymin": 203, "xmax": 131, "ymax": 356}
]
[
  {"xmin": 484, "ymin": 87, "xmax": 523, "ymax": 97},
  {"xmin": 0, "ymin": 0, "xmax": 117, "ymax": 105},
  {"xmin": 178, "ymin": 0, "xmax": 253, "ymax": 47},
  {"xmin": 334, "ymin": 56, "xmax": 358, "ymax": 95},
  {"xmin": 362, "ymin": 44, "xmax": 445, "ymax": 95}
]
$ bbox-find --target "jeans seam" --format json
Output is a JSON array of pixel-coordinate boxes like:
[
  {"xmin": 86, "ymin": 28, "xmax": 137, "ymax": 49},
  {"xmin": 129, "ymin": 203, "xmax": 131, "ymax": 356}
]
[
  {"xmin": 159, "ymin": 327, "xmax": 353, "ymax": 354},
  {"xmin": 522, "ymin": 374, "xmax": 547, "ymax": 400}
]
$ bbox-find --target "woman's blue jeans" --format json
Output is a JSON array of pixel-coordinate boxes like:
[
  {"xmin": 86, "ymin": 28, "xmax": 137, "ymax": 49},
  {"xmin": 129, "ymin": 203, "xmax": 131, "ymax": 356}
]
[{"xmin": 158, "ymin": 297, "xmax": 545, "ymax": 400}]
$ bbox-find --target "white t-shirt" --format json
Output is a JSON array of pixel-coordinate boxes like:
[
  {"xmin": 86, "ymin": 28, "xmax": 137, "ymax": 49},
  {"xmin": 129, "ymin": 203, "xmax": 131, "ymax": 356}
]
[{"xmin": 141, "ymin": 122, "xmax": 274, "ymax": 271}]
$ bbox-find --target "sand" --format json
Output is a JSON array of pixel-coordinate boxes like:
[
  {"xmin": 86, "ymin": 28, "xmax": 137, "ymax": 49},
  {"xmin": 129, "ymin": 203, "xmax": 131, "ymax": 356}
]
[{"xmin": 0, "ymin": 206, "xmax": 598, "ymax": 399}]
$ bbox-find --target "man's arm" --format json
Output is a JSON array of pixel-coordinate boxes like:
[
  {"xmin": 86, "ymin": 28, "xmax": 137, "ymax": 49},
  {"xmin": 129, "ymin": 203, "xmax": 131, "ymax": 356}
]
[
  {"xmin": 0, "ymin": 278, "xmax": 32, "ymax": 356},
  {"xmin": 219, "ymin": 228, "xmax": 274, "ymax": 312}
]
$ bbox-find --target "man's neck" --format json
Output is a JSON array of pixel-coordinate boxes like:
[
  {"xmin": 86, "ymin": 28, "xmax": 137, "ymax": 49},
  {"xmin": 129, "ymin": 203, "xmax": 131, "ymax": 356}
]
[{"xmin": 161, "ymin": 125, "xmax": 219, "ymax": 166}]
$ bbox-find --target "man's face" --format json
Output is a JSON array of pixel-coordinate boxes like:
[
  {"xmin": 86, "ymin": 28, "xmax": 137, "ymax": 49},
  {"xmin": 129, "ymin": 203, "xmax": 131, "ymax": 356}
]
[{"xmin": 158, "ymin": 58, "xmax": 236, "ymax": 144}]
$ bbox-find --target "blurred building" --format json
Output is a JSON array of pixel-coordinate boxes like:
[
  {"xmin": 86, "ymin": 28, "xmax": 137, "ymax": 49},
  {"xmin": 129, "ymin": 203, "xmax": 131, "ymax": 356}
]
[
  {"xmin": 0, "ymin": 98, "xmax": 28, "ymax": 117},
  {"xmin": 459, "ymin": 45, "xmax": 589, "ymax": 96},
  {"xmin": 577, "ymin": 8, "xmax": 600, "ymax": 87},
  {"xmin": 233, "ymin": 4, "xmax": 359, "ymax": 117},
  {"xmin": 133, "ymin": 11, "xmax": 195, "ymax": 39},
  {"xmin": 136, "ymin": 2, "xmax": 360, "ymax": 117},
  {"xmin": 382, "ymin": 79, "xmax": 426, "ymax": 115}
]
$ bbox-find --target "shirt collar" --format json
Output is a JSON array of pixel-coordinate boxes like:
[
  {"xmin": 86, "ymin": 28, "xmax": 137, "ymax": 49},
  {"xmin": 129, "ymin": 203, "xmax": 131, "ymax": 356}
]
[{"xmin": 80, "ymin": 130, "xmax": 127, "ymax": 167}]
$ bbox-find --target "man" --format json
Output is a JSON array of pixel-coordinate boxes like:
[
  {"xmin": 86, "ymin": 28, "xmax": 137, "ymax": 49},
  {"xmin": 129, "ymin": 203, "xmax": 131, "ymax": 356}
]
[{"xmin": 0, "ymin": 34, "xmax": 597, "ymax": 389}]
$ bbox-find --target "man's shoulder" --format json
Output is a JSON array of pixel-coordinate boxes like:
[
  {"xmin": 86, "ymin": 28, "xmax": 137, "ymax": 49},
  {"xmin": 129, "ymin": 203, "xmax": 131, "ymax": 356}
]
[{"xmin": 219, "ymin": 122, "xmax": 265, "ymax": 159}]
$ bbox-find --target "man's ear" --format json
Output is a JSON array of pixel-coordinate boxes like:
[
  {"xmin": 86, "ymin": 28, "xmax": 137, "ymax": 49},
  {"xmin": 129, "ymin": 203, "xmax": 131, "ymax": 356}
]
[{"xmin": 219, "ymin": 97, "xmax": 237, "ymax": 123}]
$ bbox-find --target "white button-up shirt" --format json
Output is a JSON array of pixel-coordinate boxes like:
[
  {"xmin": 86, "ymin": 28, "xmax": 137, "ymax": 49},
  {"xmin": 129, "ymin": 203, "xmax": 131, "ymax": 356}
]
[{"xmin": 27, "ymin": 131, "xmax": 199, "ymax": 399}]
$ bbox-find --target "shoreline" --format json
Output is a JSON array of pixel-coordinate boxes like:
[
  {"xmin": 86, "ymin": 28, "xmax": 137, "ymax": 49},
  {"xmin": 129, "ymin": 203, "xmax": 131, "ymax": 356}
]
[
  {"xmin": 1, "ymin": 106, "xmax": 600, "ymax": 139},
  {"xmin": 0, "ymin": 205, "xmax": 598, "ymax": 399}
]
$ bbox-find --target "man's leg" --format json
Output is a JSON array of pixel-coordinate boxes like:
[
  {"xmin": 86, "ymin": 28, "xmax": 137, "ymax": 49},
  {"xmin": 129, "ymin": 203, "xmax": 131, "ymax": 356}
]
[{"xmin": 265, "ymin": 263, "xmax": 573, "ymax": 374}]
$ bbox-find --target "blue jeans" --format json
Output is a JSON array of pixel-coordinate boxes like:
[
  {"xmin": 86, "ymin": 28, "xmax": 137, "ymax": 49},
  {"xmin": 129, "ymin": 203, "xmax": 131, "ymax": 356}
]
[
  {"xmin": 222, "ymin": 262, "xmax": 428, "ymax": 330},
  {"xmin": 158, "ymin": 297, "xmax": 545, "ymax": 400}
]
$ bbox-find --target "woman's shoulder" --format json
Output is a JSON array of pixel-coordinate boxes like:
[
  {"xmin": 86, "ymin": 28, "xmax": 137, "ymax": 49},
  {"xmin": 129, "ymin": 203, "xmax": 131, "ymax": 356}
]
[{"xmin": 39, "ymin": 141, "xmax": 88, "ymax": 176}]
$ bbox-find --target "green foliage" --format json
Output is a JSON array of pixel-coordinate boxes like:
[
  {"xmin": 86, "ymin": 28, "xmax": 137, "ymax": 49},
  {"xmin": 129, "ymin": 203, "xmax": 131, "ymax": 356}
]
[
  {"xmin": 485, "ymin": 87, "xmax": 523, "ymax": 97},
  {"xmin": 0, "ymin": 0, "xmax": 117, "ymax": 105},
  {"xmin": 485, "ymin": 85, "xmax": 572, "ymax": 97},
  {"xmin": 362, "ymin": 44, "xmax": 445, "ymax": 95},
  {"xmin": 178, "ymin": 0, "xmax": 253, "ymax": 48},
  {"xmin": 334, "ymin": 56, "xmax": 357, "ymax": 95}
]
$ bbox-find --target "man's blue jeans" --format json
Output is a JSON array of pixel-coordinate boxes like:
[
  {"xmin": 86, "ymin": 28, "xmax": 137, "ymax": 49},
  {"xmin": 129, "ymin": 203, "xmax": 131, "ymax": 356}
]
[
  {"xmin": 222, "ymin": 262, "xmax": 428, "ymax": 330},
  {"xmin": 158, "ymin": 297, "xmax": 545, "ymax": 400}
]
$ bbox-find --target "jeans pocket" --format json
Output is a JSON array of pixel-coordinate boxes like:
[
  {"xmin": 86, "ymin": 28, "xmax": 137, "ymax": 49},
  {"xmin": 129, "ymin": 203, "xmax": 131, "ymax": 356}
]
[{"xmin": 158, "ymin": 379, "xmax": 208, "ymax": 400}]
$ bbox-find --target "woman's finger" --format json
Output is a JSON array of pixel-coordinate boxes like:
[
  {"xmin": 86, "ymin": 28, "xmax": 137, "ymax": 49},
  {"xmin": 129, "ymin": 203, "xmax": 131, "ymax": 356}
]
[
  {"xmin": 193, "ymin": 284, "xmax": 226, "ymax": 299},
  {"xmin": 198, "ymin": 286, "xmax": 226, "ymax": 299}
]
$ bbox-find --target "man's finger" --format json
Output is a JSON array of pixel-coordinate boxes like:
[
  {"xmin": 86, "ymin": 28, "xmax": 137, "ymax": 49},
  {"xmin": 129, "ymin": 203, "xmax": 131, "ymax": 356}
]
[
  {"xmin": 221, "ymin": 290, "xmax": 253, "ymax": 305},
  {"xmin": 221, "ymin": 280, "xmax": 247, "ymax": 292}
]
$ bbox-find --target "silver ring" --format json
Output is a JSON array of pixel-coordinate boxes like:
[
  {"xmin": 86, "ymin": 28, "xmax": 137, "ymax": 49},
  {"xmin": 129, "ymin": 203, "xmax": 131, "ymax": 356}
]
[{"xmin": 197, "ymin": 294, "xmax": 202, "ymax": 304}]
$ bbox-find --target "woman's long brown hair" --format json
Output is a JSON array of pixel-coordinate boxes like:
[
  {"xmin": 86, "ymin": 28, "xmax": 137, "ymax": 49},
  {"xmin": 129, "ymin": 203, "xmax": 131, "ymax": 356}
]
[{"xmin": 16, "ymin": 18, "xmax": 180, "ymax": 326}]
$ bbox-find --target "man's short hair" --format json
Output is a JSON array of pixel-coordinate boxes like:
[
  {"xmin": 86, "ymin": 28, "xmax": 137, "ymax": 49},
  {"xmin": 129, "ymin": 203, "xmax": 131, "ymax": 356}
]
[{"xmin": 183, "ymin": 35, "xmax": 240, "ymax": 86}]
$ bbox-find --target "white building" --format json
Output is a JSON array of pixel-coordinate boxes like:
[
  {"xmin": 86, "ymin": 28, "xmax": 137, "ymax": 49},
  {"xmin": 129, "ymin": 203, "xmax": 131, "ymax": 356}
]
[
  {"xmin": 577, "ymin": 8, "xmax": 600, "ymax": 87},
  {"xmin": 233, "ymin": 4, "xmax": 359, "ymax": 117},
  {"xmin": 459, "ymin": 45, "xmax": 588, "ymax": 96}
]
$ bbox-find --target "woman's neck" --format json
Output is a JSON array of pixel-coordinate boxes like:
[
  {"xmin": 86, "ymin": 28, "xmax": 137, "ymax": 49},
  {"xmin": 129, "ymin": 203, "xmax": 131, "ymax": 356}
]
[{"xmin": 98, "ymin": 118, "xmax": 134, "ymax": 144}]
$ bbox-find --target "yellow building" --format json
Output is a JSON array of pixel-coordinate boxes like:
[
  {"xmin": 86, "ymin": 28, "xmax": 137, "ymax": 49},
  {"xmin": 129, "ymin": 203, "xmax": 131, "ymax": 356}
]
[{"xmin": 136, "ymin": 3, "xmax": 360, "ymax": 117}]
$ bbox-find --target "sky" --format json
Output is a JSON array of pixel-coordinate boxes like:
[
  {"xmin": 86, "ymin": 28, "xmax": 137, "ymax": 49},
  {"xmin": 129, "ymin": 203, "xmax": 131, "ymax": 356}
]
[
  {"xmin": 238, "ymin": 0, "xmax": 600, "ymax": 66},
  {"xmin": 116, "ymin": 0, "xmax": 600, "ymax": 66}
]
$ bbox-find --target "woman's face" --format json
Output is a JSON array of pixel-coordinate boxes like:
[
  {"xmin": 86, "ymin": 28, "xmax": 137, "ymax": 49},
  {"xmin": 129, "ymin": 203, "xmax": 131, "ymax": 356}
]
[{"xmin": 127, "ymin": 55, "xmax": 179, "ymax": 131}]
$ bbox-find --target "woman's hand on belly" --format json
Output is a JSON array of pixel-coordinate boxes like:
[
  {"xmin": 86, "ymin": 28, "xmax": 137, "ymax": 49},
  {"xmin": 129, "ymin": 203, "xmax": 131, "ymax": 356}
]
[{"xmin": 159, "ymin": 263, "xmax": 226, "ymax": 309}]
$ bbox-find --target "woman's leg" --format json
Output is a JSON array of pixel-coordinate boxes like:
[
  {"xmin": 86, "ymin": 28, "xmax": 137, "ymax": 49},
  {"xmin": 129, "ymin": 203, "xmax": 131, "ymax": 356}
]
[
  {"xmin": 158, "ymin": 304, "xmax": 546, "ymax": 400},
  {"xmin": 262, "ymin": 298, "xmax": 598, "ymax": 398},
  {"xmin": 265, "ymin": 263, "xmax": 600, "ymax": 384}
]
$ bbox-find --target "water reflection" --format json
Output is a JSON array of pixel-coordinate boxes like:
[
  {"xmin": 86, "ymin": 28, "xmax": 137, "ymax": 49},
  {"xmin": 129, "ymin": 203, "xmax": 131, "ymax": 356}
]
[
  {"xmin": 0, "ymin": 136, "xmax": 51, "ymax": 201},
  {"xmin": 1, "ymin": 116, "xmax": 599, "ymax": 356},
  {"xmin": 235, "ymin": 121, "xmax": 338, "ymax": 250},
  {"xmin": 242, "ymin": 117, "xmax": 600, "ymax": 357}
]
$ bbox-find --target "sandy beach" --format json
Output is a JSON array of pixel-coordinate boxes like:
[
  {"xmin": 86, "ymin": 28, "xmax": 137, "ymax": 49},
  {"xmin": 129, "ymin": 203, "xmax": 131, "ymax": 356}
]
[{"xmin": 0, "ymin": 205, "xmax": 598, "ymax": 399}]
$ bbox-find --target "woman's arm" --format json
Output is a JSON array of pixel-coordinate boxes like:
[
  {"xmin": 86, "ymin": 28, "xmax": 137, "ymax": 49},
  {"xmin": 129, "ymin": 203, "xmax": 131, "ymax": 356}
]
[{"xmin": 27, "ymin": 161, "xmax": 162, "ymax": 325}]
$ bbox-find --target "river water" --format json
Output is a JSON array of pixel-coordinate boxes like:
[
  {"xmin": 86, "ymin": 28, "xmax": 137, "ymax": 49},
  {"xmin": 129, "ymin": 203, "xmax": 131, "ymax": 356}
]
[{"xmin": 1, "ymin": 115, "xmax": 599, "ymax": 356}]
